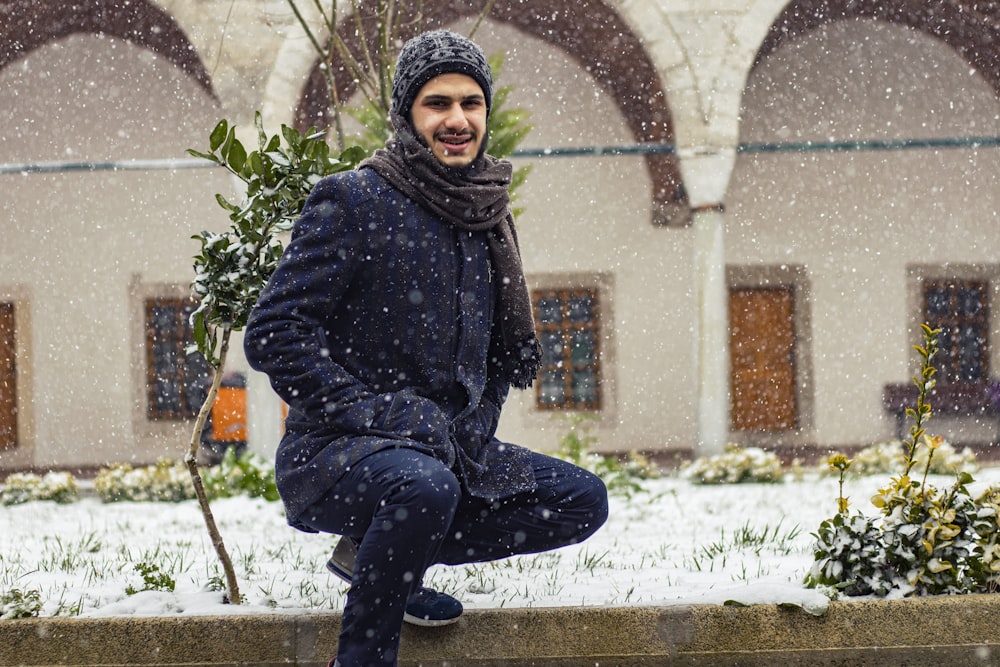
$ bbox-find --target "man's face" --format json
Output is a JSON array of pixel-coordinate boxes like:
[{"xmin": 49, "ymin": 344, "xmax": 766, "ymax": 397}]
[{"xmin": 410, "ymin": 72, "xmax": 487, "ymax": 168}]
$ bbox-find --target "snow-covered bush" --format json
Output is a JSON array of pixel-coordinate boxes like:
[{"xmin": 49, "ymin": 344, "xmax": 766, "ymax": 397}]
[
  {"xmin": 683, "ymin": 445, "xmax": 783, "ymax": 484},
  {"xmin": 94, "ymin": 459, "xmax": 195, "ymax": 503},
  {"xmin": 0, "ymin": 471, "xmax": 78, "ymax": 505},
  {"xmin": 911, "ymin": 438, "xmax": 978, "ymax": 475},
  {"xmin": 805, "ymin": 511, "xmax": 891, "ymax": 596},
  {"xmin": 972, "ymin": 486, "xmax": 1000, "ymax": 585},
  {"xmin": 93, "ymin": 454, "xmax": 279, "ymax": 503},
  {"xmin": 824, "ymin": 440, "xmax": 977, "ymax": 478},
  {"xmin": 808, "ymin": 325, "xmax": 1000, "ymax": 597},
  {"xmin": 808, "ymin": 471, "xmax": 1000, "ymax": 596},
  {"xmin": 834, "ymin": 441, "xmax": 901, "ymax": 477}
]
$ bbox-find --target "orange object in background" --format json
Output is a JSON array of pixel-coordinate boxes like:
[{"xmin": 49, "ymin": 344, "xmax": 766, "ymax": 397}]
[{"xmin": 211, "ymin": 374, "xmax": 247, "ymax": 442}]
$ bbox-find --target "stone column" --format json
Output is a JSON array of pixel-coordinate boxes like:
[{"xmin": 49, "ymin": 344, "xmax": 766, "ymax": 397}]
[
  {"xmin": 691, "ymin": 203, "xmax": 730, "ymax": 456},
  {"xmin": 680, "ymin": 150, "xmax": 735, "ymax": 456}
]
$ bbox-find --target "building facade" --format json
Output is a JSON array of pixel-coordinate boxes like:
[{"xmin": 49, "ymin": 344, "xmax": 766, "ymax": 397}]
[{"xmin": 1, "ymin": 0, "xmax": 999, "ymax": 472}]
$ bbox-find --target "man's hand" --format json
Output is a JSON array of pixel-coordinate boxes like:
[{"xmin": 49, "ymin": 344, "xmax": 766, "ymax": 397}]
[
  {"xmin": 450, "ymin": 398, "xmax": 501, "ymax": 450},
  {"xmin": 371, "ymin": 390, "xmax": 450, "ymax": 446}
]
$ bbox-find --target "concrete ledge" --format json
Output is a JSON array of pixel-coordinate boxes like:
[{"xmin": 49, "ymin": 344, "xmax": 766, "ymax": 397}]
[{"xmin": 2, "ymin": 595, "xmax": 1000, "ymax": 666}]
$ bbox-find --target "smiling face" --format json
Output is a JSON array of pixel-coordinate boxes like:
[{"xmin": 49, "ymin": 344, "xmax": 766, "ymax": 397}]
[{"xmin": 409, "ymin": 72, "xmax": 487, "ymax": 168}]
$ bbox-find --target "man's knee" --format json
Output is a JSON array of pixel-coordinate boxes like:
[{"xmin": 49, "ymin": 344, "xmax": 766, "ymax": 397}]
[
  {"xmin": 587, "ymin": 472, "xmax": 610, "ymax": 520},
  {"xmin": 381, "ymin": 458, "xmax": 462, "ymax": 526},
  {"xmin": 569, "ymin": 469, "xmax": 609, "ymax": 539}
]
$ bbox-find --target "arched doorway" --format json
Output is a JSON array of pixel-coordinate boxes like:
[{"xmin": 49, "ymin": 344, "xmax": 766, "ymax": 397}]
[
  {"xmin": 0, "ymin": 0, "xmax": 213, "ymax": 98},
  {"xmin": 755, "ymin": 0, "xmax": 1000, "ymax": 97}
]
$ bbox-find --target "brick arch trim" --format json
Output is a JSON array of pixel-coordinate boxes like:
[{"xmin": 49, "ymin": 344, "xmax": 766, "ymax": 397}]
[
  {"xmin": 0, "ymin": 0, "xmax": 214, "ymax": 99},
  {"xmin": 754, "ymin": 0, "xmax": 1000, "ymax": 98},
  {"xmin": 296, "ymin": 0, "xmax": 689, "ymax": 225}
]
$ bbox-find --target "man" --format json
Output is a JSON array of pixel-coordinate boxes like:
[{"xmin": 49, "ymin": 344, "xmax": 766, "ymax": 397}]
[{"xmin": 244, "ymin": 30, "xmax": 609, "ymax": 667}]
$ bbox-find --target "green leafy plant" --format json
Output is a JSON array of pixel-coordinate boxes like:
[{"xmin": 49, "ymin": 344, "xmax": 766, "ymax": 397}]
[
  {"xmin": 125, "ymin": 562, "xmax": 176, "ymax": 596},
  {"xmin": 805, "ymin": 510, "xmax": 889, "ymax": 596},
  {"xmin": 187, "ymin": 115, "xmax": 364, "ymax": 366},
  {"xmin": 478, "ymin": 55, "xmax": 533, "ymax": 217},
  {"xmin": 806, "ymin": 324, "xmax": 1000, "ymax": 597},
  {"xmin": 201, "ymin": 448, "xmax": 280, "ymax": 502},
  {"xmin": 827, "ymin": 453, "xmax": 852, "ymax": 514},
  {"xmin": 185, "ymin": 115, "xmax": 363, "ymax": 606},
  {"xmin": 901, "ymin": 325, "xmax": 940, "ymax": 478},
  {"xmin": 0, "ymin": 588, "xmax": 43, "ymax": 619},
  {"xmin": 555, "ymin": 413, "xmax": 598, "ymax": 466},
  {"xmin": 554, "ymin": 413, "xmax": 657, "ymax": 497}
]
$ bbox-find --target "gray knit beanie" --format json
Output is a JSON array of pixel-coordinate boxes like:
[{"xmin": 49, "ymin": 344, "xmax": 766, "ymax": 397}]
[{"xmin": 391, "ymin": 30, "xmax": 493, "ymax": 118}]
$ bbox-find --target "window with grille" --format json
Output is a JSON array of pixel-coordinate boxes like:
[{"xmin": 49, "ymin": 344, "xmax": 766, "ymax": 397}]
[
  {"xmin": 922, "ymin": 280, "xmax": 990, "ymax": 384},
  {"xmin": 144, "ymin": 298, "xmax": 210, "ymax": 419},
  {"xmin": 532, "ymin": 288, "xmax": 601, "ymax": 410}
]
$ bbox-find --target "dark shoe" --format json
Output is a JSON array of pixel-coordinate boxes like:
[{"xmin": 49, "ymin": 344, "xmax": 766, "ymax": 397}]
[
  {"xmin": 325, "ymin": 535, "xmax": 357, "ymax": 583},
  {"xmin": 402, "ymin": 586, "xmax": 463, "ymax": 627},
  {"xmin": 326, "ymin": 536, "xmax": 463, "ymax": 626}
]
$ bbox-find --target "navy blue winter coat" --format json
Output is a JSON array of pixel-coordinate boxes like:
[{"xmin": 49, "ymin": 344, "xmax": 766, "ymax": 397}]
[{"xmin": 244, "ymin": 169, "xmax": 536, "ymax": 530}]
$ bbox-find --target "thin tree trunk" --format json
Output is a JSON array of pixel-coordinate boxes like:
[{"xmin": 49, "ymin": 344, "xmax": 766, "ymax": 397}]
[{"xmin": 185, "ymin": 328, "xmax": 242, "ymax": 605}]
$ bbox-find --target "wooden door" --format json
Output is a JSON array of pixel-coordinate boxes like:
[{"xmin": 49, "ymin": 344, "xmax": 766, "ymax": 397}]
[
  {"xmin": 729, "ymin": 287, "xmax": 798, "ymax": 431},
  {"xmin": 0, "ymin": 302, "xmax": 16, "ymax": 449}
]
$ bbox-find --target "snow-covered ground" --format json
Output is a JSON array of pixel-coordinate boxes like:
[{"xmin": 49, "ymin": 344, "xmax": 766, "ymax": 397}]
[{"xmin": 5, "ymin": 467, "xmax": 1000, "ymax": 619}]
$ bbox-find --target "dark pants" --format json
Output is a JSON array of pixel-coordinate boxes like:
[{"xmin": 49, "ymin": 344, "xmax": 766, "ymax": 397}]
[{"xmin": 298, "ymin": 447, "xmax": 609, "ymax": 667}]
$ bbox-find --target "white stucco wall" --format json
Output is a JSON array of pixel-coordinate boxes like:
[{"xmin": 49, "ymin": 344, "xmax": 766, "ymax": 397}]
[
  {"xmin": 0, "ymin": 34, "xmax": 234, "ymax": 468},
  {"xmin": 728, "ymin": 18, "xmax": 1000, "ymax": 447}
]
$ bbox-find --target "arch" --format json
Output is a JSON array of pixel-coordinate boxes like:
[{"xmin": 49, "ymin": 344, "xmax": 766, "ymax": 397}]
[
  {"xmin": 0, "ymin": 0, "xmax": 214, "ymax": 98},
  {"xmin": 294, "ymin": 0, "xmax": 689, "ymax": 225},
  {"xmin": 754, "ymin": 0, "xmax": 1000, "ymax": 97}
]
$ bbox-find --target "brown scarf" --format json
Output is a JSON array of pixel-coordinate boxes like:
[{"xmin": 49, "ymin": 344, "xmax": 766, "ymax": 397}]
[{"xmin": 360, "ymin": 114, "xmax": 541, "ymax": 389}]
